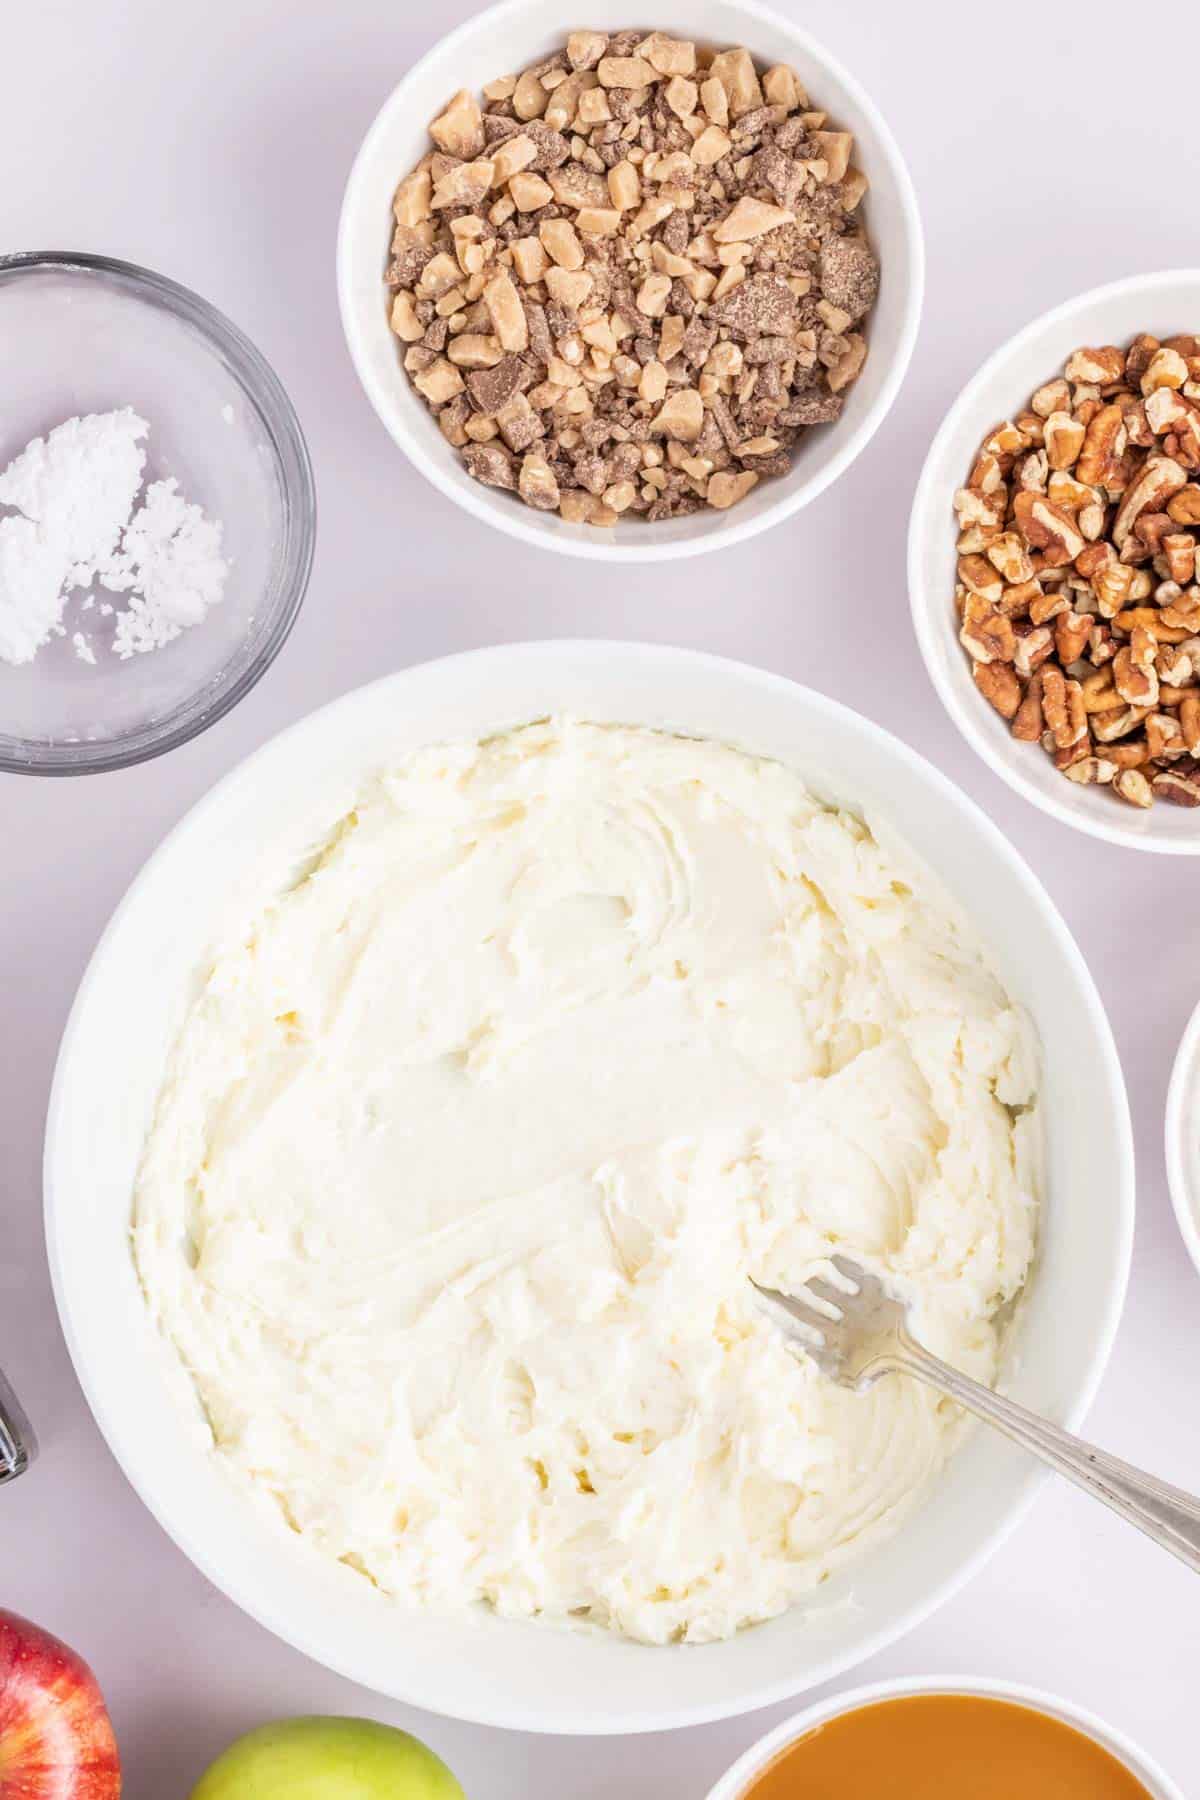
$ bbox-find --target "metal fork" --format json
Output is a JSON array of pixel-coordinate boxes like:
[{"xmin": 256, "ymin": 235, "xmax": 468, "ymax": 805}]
[
  {"xmin": 754, "ymin": 1256, "xmax": 1200, "ymax": 1576},
  {"xmin": 0, "ymin": 1364, "xmax": 35, "ymax": 1485}
]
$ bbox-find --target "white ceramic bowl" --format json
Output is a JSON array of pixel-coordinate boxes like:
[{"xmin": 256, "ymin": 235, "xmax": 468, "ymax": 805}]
[
  {"xmin": 707, "ymin": 1676, "xmax": 1184, "ymax": 1799},
  {"xmin": 337, "ymin": 0, "xmax": 924, "ymax": 562},
  {"xmin": 45, "ymin": 642, "xmax": 1132, "ymax": 1734},
  {"xmin": 1165, "ymin": 997, "xmax": 1200, "ymax": 1279},
  {"xmin": 910, "ymin": 269, "xmax": 1200, "ymax": 854}
]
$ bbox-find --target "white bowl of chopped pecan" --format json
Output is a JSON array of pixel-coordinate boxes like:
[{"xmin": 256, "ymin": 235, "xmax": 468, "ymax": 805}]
[
  {"xmin": 338, "ymin": 1, "xmax": 923, "ymax": 559},
  {"xmin": 910, "ymin": 270, "xmax": 1200, "ymax": 851}
]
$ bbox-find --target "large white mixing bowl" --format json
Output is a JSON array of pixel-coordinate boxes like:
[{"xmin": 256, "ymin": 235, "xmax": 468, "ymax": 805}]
[{"xmin": 45, "ymin": 642, "xmax": 1133, "ymax": 1734}]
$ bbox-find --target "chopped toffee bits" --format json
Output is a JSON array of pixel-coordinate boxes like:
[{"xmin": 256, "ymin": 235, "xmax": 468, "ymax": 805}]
[
  {"xmin": 387, "ymin": 30, "xmax": 878, "ymax": 525},
  {"xmin": 954, "ymin": 332, "xmax": 1200, "ymax": 807}
]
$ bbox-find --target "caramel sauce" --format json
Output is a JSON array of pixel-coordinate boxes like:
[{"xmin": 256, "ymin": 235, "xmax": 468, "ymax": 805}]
[{"xmin": 743, "ymin": 1695, "xmax": 1153, "ymax": 1798}]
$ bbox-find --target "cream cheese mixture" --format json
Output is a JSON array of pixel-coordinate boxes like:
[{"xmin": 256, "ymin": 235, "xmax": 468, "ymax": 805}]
[{"xmin": 133, "ymin": 720, "xmax": 1039, "ymax": 1645}]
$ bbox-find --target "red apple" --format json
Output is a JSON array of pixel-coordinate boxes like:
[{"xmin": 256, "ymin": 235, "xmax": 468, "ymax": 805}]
[{"xmin": 0, "ymin": 1611, "xmax": 120, "ymax": 1798}]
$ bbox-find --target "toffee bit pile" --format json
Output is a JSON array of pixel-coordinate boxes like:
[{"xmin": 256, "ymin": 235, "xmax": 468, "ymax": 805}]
[
  {"xmin": 955, "ymin": 333, "xmax": 1200, "ymax": 808},
  {"xmin": 386, "ymin": 30, "xmax": 879, "ymax": 525}
]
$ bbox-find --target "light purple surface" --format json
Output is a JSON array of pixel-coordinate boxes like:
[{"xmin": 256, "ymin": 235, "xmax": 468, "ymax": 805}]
[{"xmin": 2, "ymin": 2, "xmax": 1199, "ymax": 1794}]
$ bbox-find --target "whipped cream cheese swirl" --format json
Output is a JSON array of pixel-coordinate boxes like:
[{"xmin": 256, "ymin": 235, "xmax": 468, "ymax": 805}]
[{"xmin": 134, "ymin": 720, "xmax": 1039, "ymax": 1645}]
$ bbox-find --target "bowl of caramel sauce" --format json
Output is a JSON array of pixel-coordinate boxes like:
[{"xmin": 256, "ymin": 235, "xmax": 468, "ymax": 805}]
[{"xmin": 711, "ymin": 1679, "xmax": 1182, "ymax": 1800}]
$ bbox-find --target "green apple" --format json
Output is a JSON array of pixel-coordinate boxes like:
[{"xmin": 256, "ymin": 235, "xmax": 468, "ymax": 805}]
[{"xmin": 190, "ymin": 1717, "xmax": 465, "ymax": 1800}]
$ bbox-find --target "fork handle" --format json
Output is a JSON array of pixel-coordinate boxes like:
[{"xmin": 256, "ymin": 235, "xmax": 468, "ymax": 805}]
[
  {"xmin": 0, "ymin": 1366, "xmax": 35, "ymax": 1486},
  {"xmin": 889, "ymin": 1335, "xmax": 1200, "ymax": 1577}
]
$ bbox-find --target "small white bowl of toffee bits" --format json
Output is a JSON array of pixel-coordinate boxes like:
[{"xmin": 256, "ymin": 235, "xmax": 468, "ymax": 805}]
[
  {"xmin": 911, "ymin": 270, "xmax": 1200, "ymax": 851},
  {"xmin": 338, "ymin": 0, "xmax": 923, "ymax": 561}
]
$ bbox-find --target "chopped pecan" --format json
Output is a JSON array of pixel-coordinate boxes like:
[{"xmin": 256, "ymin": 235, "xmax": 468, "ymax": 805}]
[
  {"xmin": 1113, "ymin": 455, "xmax": 1188, "ymax": 552},
  {"xmin": 1006, "ymin": 578, "xmax": 1049, "ymax": 618},
  {"xmin": 986, "ymin": 532, "xmax": 1035, "ymax": 584},
  {"xmin": 1041, "ymin": 666, "xmax": 1087, "ymax": 748},
  {"xmin": 1142, "ymin": 347, "xmax": 1189, "ymax": 395},
  {"xmin": 1113, "ymin": 638, "xmax": 1160, "ymax": 707},
  {"xmin": 1125, "ymin": 334, "xmax": 1160, "ymax": 382},
  {"xmin": 1145, "ymin": 387, "xmax": 1190, "ymax": 435},
  {"xmin": 1044, "ymin": 411, "xmax": 1086, "ymax": 470},
  {"xmin": 1090, "ymin": 558, "xmax": 1136, "ymax": 618},
  {"xmin": 1089, "ymin": 623, "xmax": 1117, "ymax": 666},
  {"xmin": 1075, "ymin": 540, "xmax": 1115, "ymax": 579},
  {"xmin": 1063, "ymin": 756, "xmax": 1118, "ymax": 786},
  {"xmin": 1105, "ymin": 738, "xmax": 1152, "ymax": 770},
  {"xmin": 960, "ymin": 597, "xmax": 1017, "ymax": 664},
  {"xmin": 954, "ymin": 485, "xmax": 1005, "ymax": 530},
  {"xmin": 974, "ymin": 661, "xmax": 1021, "ymax": 719},
  {"xmin": 1115, "ymin": 604, "xmax": 1194, "ymax": 640},
  {"xmin": 1157, "ymin": 645, "xmax": 1194, "ymax": 687},
  {"xmin": 1146, "ymin": 712, "xmax": 1184, "ymax": 760},
  {"xmin": 1011, "ymin": 673, "xmax": 1045, "ymax": 741},
  {"xmin": 1013, "ymin": 626, "xmax": 1055, "ymax": 677},
  {"xmin": 1153, "ymin": 770, "xmax": 1200, "ymax": 805},
  {"xmin": 1050, "ymin": 740, "xmax": 1090, "ymax": 771},
  {"xmin": 1080, "ymin": 667, "xmax": 1116, "ymax": 711},
  {"xmin": 1092, "ymin": 703, "xmax": 1152, "ymax": 743},
  {"xmin": 1047, "ymin": 471, "xmax": 1096, "ymax": 514},
  {"xmin": 1015, "ymin": 449, "xmax": 1049, "ymax": 493},
  {"xmin": 1027, "ymin": 578, "xmax": 1067, "ymax": 616},
  {"xmin": 1075, "ymin": 402, "xmax": 1127, "ymax": 488},
  {"xmin": 958, "ymin": 554, "xmax": 1004, "ymax": 603},
  {"xmin": 1031, "ymin": 377, "xmax": 1071, "ymax": 418},
  {"xmin": 1114, "ymin": 768, "xmax": 1154, "ymax": 808},
  {"xmin": 1168, "ymin": 485, "xmax": 1200, "ymax": 526},
  {"xmin": 1135, "ymin": 510, "xmax": 1175, "ymax": 554},
  {"xmin": 1065, "ymin": 346, "xmax": 1126, "ymax": 386},
  {"xmin": 1163, "ymin": 533, "xmax": 1197, "ymax": 585},
  {"xmin": 1054, "ymin": 610, "xmax": 1093, "ymax": 666},
  {"xmin": 1011, "ymin": 490, "xmax": 1085, "ymax": 562}
]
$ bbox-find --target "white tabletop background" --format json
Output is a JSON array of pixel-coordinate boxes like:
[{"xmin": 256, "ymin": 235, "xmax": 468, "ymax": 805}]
[{"xmin": 3, "ymin": 1, "xmax": 1200, "ymax": 1793}]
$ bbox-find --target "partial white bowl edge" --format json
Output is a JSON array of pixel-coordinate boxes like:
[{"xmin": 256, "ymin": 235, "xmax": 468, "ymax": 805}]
[
  {"xmin": 1165, "ymin": 996, "xmax": 1200, "ymax": 1278},
  {"xmin": 909, "ymin": 268, "xmax": 1200, "ymax": 854},
  {"xmin": 337, "ymin": 0, "xmax": 924, "ymax": 562},
  {"xmin": 706, "ymin": 1675, "xmax": 1185, "ymax": 1799}
]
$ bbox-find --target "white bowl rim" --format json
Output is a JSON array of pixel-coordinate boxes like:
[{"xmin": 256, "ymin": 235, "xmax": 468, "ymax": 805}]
[
  {"xmin": 43, "ymin": 640, "xmax": 1134, "ymax": 1734},
  {"xmin": 1164, "ymin": 995, "xmax": 1200, "ymax": 1279},
  {"xmin": 705, "ymin": 1673, "xmax": 1185, "ymax": 1799},
  {"xmin": 336, "ymin": 0, "xmax": 926, "ymax": 564},
  {"xmin": 908, "ymin": 267, "xmax": 1200, "ymax": 856}
]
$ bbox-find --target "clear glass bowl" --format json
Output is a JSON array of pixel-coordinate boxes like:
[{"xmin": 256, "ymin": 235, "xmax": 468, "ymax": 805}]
[{"xmin": 0, "ymin": 253, "xmax": 316, "ymax": 774}]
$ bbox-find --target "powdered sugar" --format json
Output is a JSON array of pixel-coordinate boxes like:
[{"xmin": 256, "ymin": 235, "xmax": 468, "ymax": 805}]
[
  {"xmin": 107, "ymin": 480, "xmax": 229, "ymax": 658},
  {"xmin": 0, "ymin": 516, "xmax": 65, "ymax": 665},
  {"xmin": 0, "ymin": 409, "xmax": 147, "ymax": 594},
  {"xmin": 0, "ymin": 409, "xmax": 228, "ymax": 666}
]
